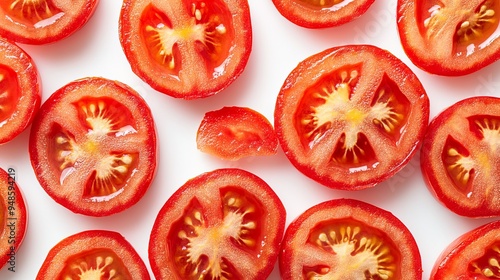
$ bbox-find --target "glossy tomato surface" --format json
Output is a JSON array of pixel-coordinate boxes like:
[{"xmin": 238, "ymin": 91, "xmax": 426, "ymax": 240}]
[
  {"xmin": 272, "ymin": 0, "xmax": 375, "ymax": 28},
  {"xmin": 0, "ymin": 0, "xmax": 99, "ymax": 44},
  {"xmin": 36, "ymin": 230, "xmax": 150, "ymax": 279},
  {"xmin": 149, "ymin": 168, "xmax": 286, "ymax": 280},
  {"xmin": 431, "ymin": 220, "xmax": 500, "ymax": 279},
  {"xmin": 274, "ymin": 45, "xmax": 429, "ymax": 190},
  {"xmin": 29, "ymin": 77, "xmax": 157, "ymax": 217},
  {"xmin": 280, "ymin": 199, "xmax": 422, "ymax": 279},
  {"xmin": 421, "ymin": 96, "xmax": 500, "ymax": 218},
  {"xmin": 397, "ymin": 0, "xmax": 500, "ymax": 76},
  {"xmin": 119, "ymin": 0, "xmax": 252, "ymax": 99},
  {"xmin": 0, "ymin": 167, "xmax": 27, "ymax": 270},
  {"xmin": 196, "ymin": 106, "xmax": 278, "ymax": 160},
  {"xmin": 0, "ymin": 37, "xmax": 41, "ymax": 144}
]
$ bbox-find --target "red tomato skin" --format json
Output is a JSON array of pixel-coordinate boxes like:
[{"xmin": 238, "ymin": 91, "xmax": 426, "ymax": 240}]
[
  {"xmin": 0, "ymin": 168, "xmax": 27, "ymax": 270},
  {"xmin": 272, "ymin": 0, "xmax": 375, "ymax": 28},
  {"xmin": 0, "ymin": 38, "xmax": 41, "ymax": 144},
  {"xmin": 430, "ymin": 220, "xmax": 500, "ymax": 279},
  {"xmin": 119, "ymin": 0, "xmax": 252, "ymax": 99},
  {"xmin": 36, "ymin": 230, "xmax": 150, "ymax": 279},
  {"xmin": 149, "ymin": 168, "xmax": 286, "ymax": 280},
  {"xmin": 28, "ymin": 77, "xmax": 157, "ymax": 217},
  {"xmin": 420, "ymin": 96, "xmax": 500, "ymax": 218},
  {"xmin": 280, "ymin": 199, "xmax": 422, "ymax": 280},
  {"xmin": 0, "ymin": 0, "xmax": 99, "ymax": 45}
]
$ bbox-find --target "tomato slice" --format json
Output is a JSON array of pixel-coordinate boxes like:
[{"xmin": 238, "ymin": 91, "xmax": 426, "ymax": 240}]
[
  {"xmin": 272, "ymin": 0, "xmax": 375, "ymax": 28},
  {"xmin": 196, "ymin": 106, "xmax": 278, "ymax": 160},
  {"xmin": 431, "ymin": 220, "xmax": 500, "ymax": 279},
  {"xmin": 0, "ymin": 167, "xmax": 27, "ymax": 270},
  {"xmin": 397, "ymin": 0, "xmax": 500, "ymax": 75},
  {"xmin": 0, "ymin": 0, "xmax": 99, "ymax": 45},
  {"xmin": 0, "ymin": 38, "xmax": 41, "ymax": 144},
  {"xmin": 420, "ymin": 96, "xmax": 500, "ymax": 218},
  {"xmin": 149, "ymin": 168, "xmax": 286, "ymax": 279},
  {"xmin": 119, "ymin": 0, "xmax": 252, "ymax": 99},
  {"xmin": 274, "ymin": 45, "xmax": 429, "ymax": 190},
  {"xmin": 36, "ymin": 230, "xmax": 150, "ymax": 279},
  {"xmin": 280, "ymin": 199, "xmax": 422, "ymax": 279},
  {"xmin": 29, "ymin": 77, "xmax": 157, "ymax": 217}
]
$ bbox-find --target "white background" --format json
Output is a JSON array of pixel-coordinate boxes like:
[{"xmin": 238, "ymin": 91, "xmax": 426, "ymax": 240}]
[{"xmin": 1, "ymin": 0, "xmax": 499, "ymax": 279}]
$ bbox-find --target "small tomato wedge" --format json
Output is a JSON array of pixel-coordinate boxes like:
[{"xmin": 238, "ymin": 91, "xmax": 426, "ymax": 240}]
[
  {"xmin": 272, "ymin": 0, "xmax": 375, "ymax": 28},
  {"xmin": 149, "ymin": 168, "xmax": 286, "ymax": 280},
  {"xmin": 119, "ymin": 0, "xmax": 252, "ymax": 99},
  {"xmin": 0, "ymin": 167, "xmax": 27, "ymax": 270},
  {"xmin": 36, "ymin": 230, "xmax": 150, "ymax": 279},
  {"xmin": 274, "ymin": 45, "xmax": 429, "ymax": 190},
  {"xmin": 431, "ymin": 220, "xmax": 500, "ymax": 279},
  {"xmin": 0, "ymin": 37, "xmax": 41, "ymax": 144},
  {"xmin": 397, "ymin": 0, "xmax": 500, "ymax": 76},
  {"xmin": 280, "ymin": 199, "xmax": 422, "ymax": 279},
  {"xmin": 0, "ymin": 0, "xmax": 99, "ymax": 45},
  {"xmin": 196, "ymin": 106, "xmax": 278, "ymax": 160},
  {"xmin": 421, "ymin": 96, "xmax": 500, "ymax": 218},
  {"xmin": 29, "ymin": 77, "xmax": 157, "ymax": 217}
]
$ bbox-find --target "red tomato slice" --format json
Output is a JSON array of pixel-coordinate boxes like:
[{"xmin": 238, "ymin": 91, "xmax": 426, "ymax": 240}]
[
  {"xmin": 36, "ymin": 230, "xmax": 150, "ymax": 279},
  {"xmin": 280, "ymin": 199, "xmax": 422, "ymax": 279},
  {"xmin": 196, "ymin": 106, "xmax": 278, "ymax": 160},
  {"xmin": 29, "ymin": 77, "xmax": 157, "ymax": 217},
  {"xmin": 397, "ymin": 0, "xmax": 500, "ymax": 76},
  {"xmin": 272, "ymin": 0, "xmax": 375, "ymax": 28},
  {"xmin": 431, "ymin": 220, "xmax": 500, "ymax": 279},
  {"xmin": 274, "ymin": 45, "xmax": 429, "ymax": 190},
  {"xmin": 0, "ymin": 168, "xmax": 27, "ymax": 270},
  {"xmin": 119, "ymin": 0, "xmax": 252, "ymax": 99},
  {"xmin": 0, "ymin": 0, "xmax": 99, "ymax": 45},
  {"xmin": 420, "ymin": 96, "xmax": 500, "ymax": 218},
  {"xmin": 149, "ymin": 168, "xmax": 286, "ymax": 279},
  {"xmin": 0, "ymin": 38, "xmax": 41, "ymax": 144}
]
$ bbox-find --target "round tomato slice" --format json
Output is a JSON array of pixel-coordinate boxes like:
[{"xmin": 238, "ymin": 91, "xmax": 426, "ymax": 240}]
[
  {"xmin": 0, "ymin": 0, "xmax": 99, "ymax": 45},
  {"xmin": 29, "ymin": 77, "xmax": 157, "ymax": 217},
  {"xmin": 397, "ymin": 0, "xmax": 500, "ymax": 76},
  {"xmin": 0, "ymin": 38, "xmax": 41, "ymax": 144},
  {"xmin": 280, "ymin": 199, "xmax": 422, "ymax": 279},
  {"xmin": 274, "ymin": 45, "xmax": 429, "ymax": 190},
  {"xmin": 36, "ymin": 230, "xmax": 150, "ymax": 279},
  {"xmin": 196, "ymin": 106, "xmax": 278, "ymax": 160},
  {"xmin": 431, "ymin": 220, "xmax": 500, "ymax": 279},
  {"xmin": 272, "ymin": 0, "xmax": 375, "ymax": 28},
  {"xmin": 0, "ymin": 167, "xmax": 27, "ymax": 270},
  {"xmin": 119, "ymin": 0, "xmax": 252, "ymax": 99},
  {"xmin": 149, "ymin": 168, "xmax": 286, "ymax": 279},
  {"xmin": 421, "ymin": 96, "xmax": 500, "ymax": 218}
]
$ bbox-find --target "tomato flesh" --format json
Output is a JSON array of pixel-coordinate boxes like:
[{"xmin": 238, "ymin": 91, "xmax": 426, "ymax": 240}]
[
  {"xmin": 120, "ymin": 0, "xmax": 252, "ymax": 99},
  {"xmin": 421, "ymin": 96, "xmax": 500, "ymax": 217},
  {"xmin": 0, "ymin": 66, "xmax": 20, "ymax": 125},
  {"xmin": 149, "ymin": 168, "xmax": 286, "ymax": 280},
  {"xmin": 279, "ymin": 199, "xmax": 422, "ymax": 279}
]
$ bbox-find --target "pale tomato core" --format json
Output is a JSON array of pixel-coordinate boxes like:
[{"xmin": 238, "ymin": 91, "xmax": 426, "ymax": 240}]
[{"xmin": 0, "ymin": 0, "xmax": 65, "ymax": 28}]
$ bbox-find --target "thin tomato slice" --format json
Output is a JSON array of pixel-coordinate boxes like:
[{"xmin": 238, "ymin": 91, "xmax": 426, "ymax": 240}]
[
  {"xmin": 29, "ymin": 77, "xmax": 157, "ymax": 217},
  {"xmin": 36, "ymin": 230, "xmax": 150, "ymax": 279},
  {"xmin": 274, "ymin": 45, "xmax": 429, "ymax": 190},
  {"xmin": 421, "ymin": 96, "xmax": 500, "ymax": 218},
  {"xmin": 196, "ymin": 106, "xmax": 278, "ymax": 160},
  {"xmin": 0, "ymin": 38, "xmax": 41, "ymax": 144},
  {"xmin": 0, "ymin": 0, "xmax": 99, "ymax": 44},
  {"xmin": 272, "ymin": 0, "xmax": 375, "ymax": 28},
  {"xmin": 397, "ymin": 0, "xmax": 500, "ymax": 75},
  {"xmin": 149, "ymin": 168, "xmax": 286, "ymax": 280},
  {"xmin": 431, "ymin": 220, "xmax": 500, "ymax": 279},
  {"xmin": 280, "ymin": 199, "xmax": 422, "ymax": 279},
  {"xmin": 0, "ymin": 168, "xmax": 27, "ymax": 270},
  {"xmin": 119, "ymin": 0, "xmax": 252, "ymax": 99}
]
